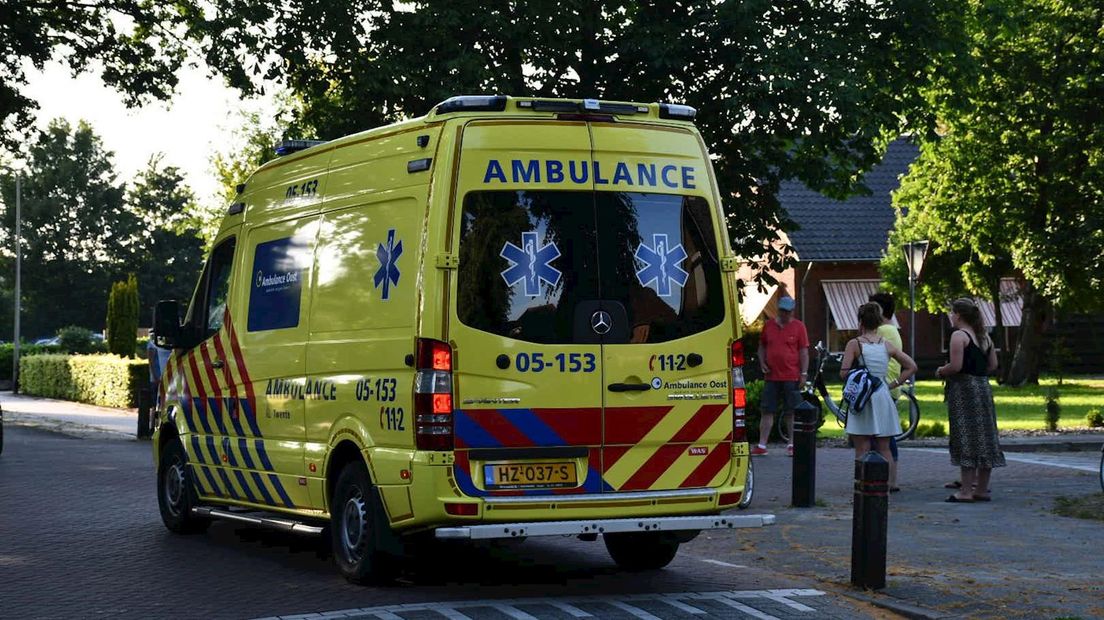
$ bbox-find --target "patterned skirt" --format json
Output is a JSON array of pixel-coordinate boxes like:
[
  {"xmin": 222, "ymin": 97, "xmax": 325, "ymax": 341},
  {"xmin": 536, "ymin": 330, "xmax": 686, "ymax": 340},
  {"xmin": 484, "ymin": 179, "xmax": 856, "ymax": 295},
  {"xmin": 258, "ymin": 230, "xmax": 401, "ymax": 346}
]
[{"xmin": 945, "ymin": 374, "xmax": 1006, "ymax": 469}]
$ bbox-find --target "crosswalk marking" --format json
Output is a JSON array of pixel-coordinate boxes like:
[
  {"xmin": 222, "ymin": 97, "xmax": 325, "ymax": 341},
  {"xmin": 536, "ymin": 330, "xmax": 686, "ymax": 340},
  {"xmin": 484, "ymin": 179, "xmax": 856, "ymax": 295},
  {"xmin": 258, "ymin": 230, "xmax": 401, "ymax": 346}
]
[{"xmin": 259, "ymin": 588, "xmax": 830, "ymax": 620}]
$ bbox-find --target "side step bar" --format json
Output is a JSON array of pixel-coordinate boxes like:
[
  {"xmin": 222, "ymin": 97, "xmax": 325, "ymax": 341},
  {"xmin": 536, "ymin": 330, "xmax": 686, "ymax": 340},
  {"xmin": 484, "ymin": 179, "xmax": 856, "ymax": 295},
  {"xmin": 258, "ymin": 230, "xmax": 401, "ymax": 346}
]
[
  {"xmin": 435, "ymin": 514, "xmax": 775, "ymax": 540},
  {"xmin": 192, "ymin": 507, "xmax": 325, "ymax": 535}
]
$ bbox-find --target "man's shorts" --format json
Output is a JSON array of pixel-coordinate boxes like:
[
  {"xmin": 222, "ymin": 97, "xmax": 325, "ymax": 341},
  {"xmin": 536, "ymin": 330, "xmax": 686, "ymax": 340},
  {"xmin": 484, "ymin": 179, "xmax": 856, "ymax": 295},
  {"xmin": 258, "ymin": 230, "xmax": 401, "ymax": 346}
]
[{"xmin": 761, "ymin": 380, "xmax": 801, "ymax": 415}]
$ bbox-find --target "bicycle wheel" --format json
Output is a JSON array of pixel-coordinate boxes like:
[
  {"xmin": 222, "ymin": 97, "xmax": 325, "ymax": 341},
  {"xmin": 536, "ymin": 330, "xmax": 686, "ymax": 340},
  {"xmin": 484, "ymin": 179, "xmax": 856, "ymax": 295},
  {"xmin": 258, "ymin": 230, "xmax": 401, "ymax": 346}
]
[
  {"xmin": 776, "ymin": 393, "xmax": 826, "ymax": 444},
  {"xmin": 894, "ymin": 390, "xmax": 920, "ymax": 441},
  {"xmin": 1098, "ymin": 447, "xmax": 1103, "ymax": 493}
]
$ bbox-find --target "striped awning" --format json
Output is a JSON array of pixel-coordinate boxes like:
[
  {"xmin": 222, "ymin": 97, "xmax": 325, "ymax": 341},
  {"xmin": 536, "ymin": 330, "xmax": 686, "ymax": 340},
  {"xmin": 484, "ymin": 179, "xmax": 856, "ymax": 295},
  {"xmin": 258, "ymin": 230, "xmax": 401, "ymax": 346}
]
[
  {"xmin": 823, "ymin": 280, "xmax": 900, "ymax": 331},
  {"xmin": 950, "ymin": 278, "xmax": 1023, "ymax": 328}
]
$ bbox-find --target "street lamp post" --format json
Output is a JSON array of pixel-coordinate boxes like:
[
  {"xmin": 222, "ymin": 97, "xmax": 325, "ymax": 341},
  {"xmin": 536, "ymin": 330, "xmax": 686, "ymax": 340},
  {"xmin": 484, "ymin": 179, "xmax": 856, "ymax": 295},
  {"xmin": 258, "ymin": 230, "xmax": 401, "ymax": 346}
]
[
  {"xmin": 902, "ymin": 240, "xmax": 929, "ymax": 359},
  {"xmin": 13, "ymin": 171, "xmax": 20, "ymax": 391}
]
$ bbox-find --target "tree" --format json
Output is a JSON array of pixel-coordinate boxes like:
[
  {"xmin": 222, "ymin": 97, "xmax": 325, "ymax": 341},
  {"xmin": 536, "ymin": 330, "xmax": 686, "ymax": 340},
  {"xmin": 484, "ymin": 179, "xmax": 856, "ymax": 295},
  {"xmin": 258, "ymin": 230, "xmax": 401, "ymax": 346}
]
[
  {"xmin": 883, "ymin": 0, "xmax": 1104, "ymax": 386},
  {"xmin": 188, "ymin": 0, "xmax": 967, "ymax": 287},
  {"xmin": 123, "ymin": 156, "xmax": 206, "ymax": 323},
  {"xmin": 0, "ymin": 119, "xmax": 132, "ymax": 337},
  {"xmin": 0, "ymin": 1, "xmax": 200, "ymax": 146},
  {"xmin": 106, "ymin": 275, "xmax": 138, "ymax": 357}
]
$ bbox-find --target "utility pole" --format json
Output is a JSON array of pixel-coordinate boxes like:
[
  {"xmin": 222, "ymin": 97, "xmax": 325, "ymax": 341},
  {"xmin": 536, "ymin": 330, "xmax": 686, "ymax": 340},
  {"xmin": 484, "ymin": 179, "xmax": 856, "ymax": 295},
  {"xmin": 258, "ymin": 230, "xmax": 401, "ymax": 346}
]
[{"xmin": 13, "ymin": 171, "xmax": 21, "ymax": 391}]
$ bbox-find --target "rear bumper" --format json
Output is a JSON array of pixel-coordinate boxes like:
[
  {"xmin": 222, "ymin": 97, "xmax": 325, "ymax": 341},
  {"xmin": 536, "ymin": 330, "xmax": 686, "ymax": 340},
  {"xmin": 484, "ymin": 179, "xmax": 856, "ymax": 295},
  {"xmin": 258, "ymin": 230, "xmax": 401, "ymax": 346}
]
[{"xmin": 434, "ymin": 513, "xmax": 774, "ymax": 540}]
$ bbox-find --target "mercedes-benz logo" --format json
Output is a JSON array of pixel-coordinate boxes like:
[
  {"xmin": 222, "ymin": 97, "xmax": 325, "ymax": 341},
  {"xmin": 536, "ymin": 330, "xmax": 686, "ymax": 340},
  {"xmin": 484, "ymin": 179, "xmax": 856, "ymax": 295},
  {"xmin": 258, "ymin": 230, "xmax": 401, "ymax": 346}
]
[{"xmin": 591, "ymin": 310, "xmax": 612, "ymax": 335}]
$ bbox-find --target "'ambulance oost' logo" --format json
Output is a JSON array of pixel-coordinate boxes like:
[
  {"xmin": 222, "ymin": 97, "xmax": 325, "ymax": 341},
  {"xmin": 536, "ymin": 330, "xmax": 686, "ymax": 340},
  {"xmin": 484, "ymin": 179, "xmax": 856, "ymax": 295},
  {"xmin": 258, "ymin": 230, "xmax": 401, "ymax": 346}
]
[
  {"xmin": 500, "ymin": 231, "xmax": 562, "ymax": 298},
  {"xmin": 374, "ymin": 229, "xmax": 403, "ymax": 300},
  {"xmin": 635, "ymin": 233, "xmax": 688, "ymax": 297}
]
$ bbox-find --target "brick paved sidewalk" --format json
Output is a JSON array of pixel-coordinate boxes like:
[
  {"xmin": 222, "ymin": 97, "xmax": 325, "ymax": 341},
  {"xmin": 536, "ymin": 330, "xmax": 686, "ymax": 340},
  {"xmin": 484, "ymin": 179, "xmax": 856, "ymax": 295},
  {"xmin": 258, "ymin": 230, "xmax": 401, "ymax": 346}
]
[{"xmin": 1, "ymin": 390, "xmax": 139, "ymax": 438}]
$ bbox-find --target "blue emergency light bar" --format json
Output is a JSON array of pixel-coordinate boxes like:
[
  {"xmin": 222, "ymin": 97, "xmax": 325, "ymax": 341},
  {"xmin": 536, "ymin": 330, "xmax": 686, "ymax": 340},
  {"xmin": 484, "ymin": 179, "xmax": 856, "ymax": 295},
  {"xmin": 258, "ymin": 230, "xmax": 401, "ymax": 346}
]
[{"xmin": 275, "ymin": 139, "xmax": 328, "ymax": 157}]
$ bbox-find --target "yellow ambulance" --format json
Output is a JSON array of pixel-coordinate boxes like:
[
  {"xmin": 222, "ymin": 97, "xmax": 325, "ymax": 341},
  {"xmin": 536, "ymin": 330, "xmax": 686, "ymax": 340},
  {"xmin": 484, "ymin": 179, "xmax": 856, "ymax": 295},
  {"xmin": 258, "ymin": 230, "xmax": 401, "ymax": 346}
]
[{"xmin": 152, "ymin": 95, "xmax": 769, "ymax": 583}]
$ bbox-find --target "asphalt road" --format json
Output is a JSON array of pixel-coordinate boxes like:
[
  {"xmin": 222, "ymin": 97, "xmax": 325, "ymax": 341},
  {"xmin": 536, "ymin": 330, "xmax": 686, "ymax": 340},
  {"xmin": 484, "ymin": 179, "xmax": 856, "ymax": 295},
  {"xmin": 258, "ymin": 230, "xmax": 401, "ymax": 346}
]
[{"xmin": 0, "ymin": 426, "xmax": 880, "ymax": 620}]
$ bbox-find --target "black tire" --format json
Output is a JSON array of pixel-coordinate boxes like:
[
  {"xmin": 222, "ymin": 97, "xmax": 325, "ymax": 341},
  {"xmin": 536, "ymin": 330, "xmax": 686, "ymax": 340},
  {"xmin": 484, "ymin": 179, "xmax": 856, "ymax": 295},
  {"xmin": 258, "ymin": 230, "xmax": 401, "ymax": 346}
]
[
  {"xmin": 603, "ymin": 532, "xmax": 680, "ymax": 571},
  {"xmin": 737, "ymin": 458, "xmax": 754, "ymax": 509},
  {"xmin": 777, "ymin": 393, "xmax": 825, "ymax": 444},
  {"xmin": 331, "ymin": 460, "xmax": 398, "ymax": 584},
  {"xmin": 1098, "ymin": 447, "xmax": 1103, "ymax": 493},
  {"xmin": 157, "ymin": 439, "xmax": 209, "ymax": 534}
]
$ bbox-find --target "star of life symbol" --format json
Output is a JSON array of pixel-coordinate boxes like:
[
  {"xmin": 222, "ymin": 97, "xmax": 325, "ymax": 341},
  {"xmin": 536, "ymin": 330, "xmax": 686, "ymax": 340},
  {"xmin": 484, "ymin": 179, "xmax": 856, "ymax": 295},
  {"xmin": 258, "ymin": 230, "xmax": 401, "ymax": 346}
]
[
  {"xmin": 374, "ymin": 228, "xmax": 403, "ymax": 300},
  {"xmin": 500, "ymin": 231, "xmax": 562, "ymax": 298},
  {"xmin": 635, "ymin": 233, "xmax": 688, "ymax": 297}
]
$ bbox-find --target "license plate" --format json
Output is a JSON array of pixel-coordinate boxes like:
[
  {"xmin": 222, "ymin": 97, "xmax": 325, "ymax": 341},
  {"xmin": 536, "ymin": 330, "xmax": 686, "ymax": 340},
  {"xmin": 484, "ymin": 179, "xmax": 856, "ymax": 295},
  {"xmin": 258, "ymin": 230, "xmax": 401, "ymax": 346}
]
[{"xmin": 483, "ymin": 462, "xmax": 577, "ymax": 490}]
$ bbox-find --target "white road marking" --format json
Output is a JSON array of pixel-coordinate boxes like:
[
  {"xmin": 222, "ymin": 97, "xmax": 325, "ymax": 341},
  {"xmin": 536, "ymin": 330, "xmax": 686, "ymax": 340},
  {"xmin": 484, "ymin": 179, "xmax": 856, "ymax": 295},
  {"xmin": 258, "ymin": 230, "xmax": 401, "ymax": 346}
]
[
  {"xmin": 490, "ymin": 604, "xmax": 539, "ymax": 620},
  {"xmin": 703, "ymin": 594, "xmax": 780, "ymax": 620},
  {"xmin": 659, "ymin": 596, "xmax": 708, "ymax": 615},
  {"xmin": 699, "ymin": 558, "xmax": 748, "ymax": 568},
  {"xmin": 541, "ymin": 600, "xmax": 592, "ymax": 617},
  {"xmin": 263, "ymin": 588, "xmax": 829, "ymax": 620},
  {"xmin": 1002, "ymin": 453, "xmax": 1098, "ymax": 473},
  {"xmin": 606, "ymin": 601, "xmax": 662, "ymax": 620}
]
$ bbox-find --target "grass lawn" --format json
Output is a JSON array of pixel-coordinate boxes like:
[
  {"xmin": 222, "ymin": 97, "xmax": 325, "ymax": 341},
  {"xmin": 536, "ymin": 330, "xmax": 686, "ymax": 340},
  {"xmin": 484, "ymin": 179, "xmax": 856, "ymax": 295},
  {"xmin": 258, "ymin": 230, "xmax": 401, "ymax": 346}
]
[
  {"xmin": 812, "ymin": 377, "xmax": 1104, "ymax": 438},
  {"xmin": 912, "ymin": 377, "xmax": 1104, "ymax": 431}
]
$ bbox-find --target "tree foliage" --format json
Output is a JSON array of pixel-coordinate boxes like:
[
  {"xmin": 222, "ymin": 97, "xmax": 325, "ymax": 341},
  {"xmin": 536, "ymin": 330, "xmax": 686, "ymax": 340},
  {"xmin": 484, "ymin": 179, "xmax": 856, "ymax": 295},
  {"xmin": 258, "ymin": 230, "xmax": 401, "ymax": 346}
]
[
  {"xmin": 107, "ymin": 275, "xmax": 139, "ymax": 358},
  {"xmin": 124, "ymin": 156, "xmax": 206, "ymax": 321},
  {"xmin": 0, "ymin": 1, "xmax": 197, "ymax": 146},
  {"xmin": 883, "ymin": 0, "xmax": 1103, "ymax": 384},
  {"xmin": 188, "ymin": 0, "xmax": 966, "ymax": 284},
  {"xmin": 0, "ymin": 122, "xmax": 205, "ymax": 337}
]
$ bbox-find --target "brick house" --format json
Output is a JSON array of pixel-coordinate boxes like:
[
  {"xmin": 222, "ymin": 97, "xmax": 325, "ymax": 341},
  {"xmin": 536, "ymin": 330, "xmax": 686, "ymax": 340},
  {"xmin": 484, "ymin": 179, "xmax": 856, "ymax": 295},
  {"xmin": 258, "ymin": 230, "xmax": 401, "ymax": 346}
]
[{"xmin": 740, "ymin": 139, "xmax": 1025, "ymax": 370}]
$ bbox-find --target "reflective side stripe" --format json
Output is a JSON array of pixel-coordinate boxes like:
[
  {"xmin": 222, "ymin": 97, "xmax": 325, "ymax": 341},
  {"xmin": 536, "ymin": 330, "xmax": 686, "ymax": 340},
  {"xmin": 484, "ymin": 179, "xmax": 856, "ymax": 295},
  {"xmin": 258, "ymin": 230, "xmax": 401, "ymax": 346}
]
[
  {"xmin": 205, "ymin": 436, "xmax": 220, "ymax": 464},
  {"xmin": 254, "ymin": 439, "xmax": 274, "ymax": 471},
  {"xmin": 222, "ymin": 437, "xmax": 239, "ymax": 467},
  {"xmin": 207, "ymin": 397, "xmax": 229, "ymax": 436},
  {"xmin": 236, "ymin": 438, "xmax": 256, "ymax": 469},
  {"xmin": 268, "ymin": 473, "xmax": 295, "ymax": 508},
  {"xmin": 234, "ymin": 470, "xmax": 259, "ymax": 503},
  {"xmin": 226, "ymin": 397, "xmax": 246, "ymax": 437},
  {"xmin": 190, "ymin": 465, "xmax": 209, "ymax": 495},
  {"xmin": 202, "ymin": 466, "xmax": 223, "ymax": 496},
  {"xmin": 190, "ymin": 436, "xmax": 206, "ymax": 464},
  {"xmin": 251, "ymin": 471, "xmax": 276, "ymax": 505},
  {"xmin": 240, "ymin": 398, "xmax": 263, "ymax": 438},
  {"xmin": 217, "ymin": 468, "xmax": 240, "ymax": 500}
]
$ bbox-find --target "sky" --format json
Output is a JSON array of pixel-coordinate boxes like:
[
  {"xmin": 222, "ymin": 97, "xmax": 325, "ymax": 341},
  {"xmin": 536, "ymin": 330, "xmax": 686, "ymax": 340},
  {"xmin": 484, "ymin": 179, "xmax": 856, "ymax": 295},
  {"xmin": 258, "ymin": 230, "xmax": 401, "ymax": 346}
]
[{"xmin": 22, "ymin": 60, "xmax": 275, "ymax": 206}]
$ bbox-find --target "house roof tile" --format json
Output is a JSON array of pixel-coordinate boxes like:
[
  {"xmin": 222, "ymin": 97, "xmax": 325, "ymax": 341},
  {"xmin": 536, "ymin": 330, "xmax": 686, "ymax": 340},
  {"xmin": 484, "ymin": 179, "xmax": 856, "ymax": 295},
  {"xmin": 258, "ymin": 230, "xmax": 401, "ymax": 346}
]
[{"xmin": 780, "ymin": 139, "xmax": 919, "ymax": 262}]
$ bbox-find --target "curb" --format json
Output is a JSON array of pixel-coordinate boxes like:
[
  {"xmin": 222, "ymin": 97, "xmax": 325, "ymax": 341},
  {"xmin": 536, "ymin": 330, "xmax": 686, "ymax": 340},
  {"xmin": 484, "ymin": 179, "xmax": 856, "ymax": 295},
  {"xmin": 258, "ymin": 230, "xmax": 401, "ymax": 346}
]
[
  {"xmin": 6, "ymin": 413, "xmax": 138, "ymax": 441},
  {"xmin": 907, "ymin": 438, "xmax": 1103, "ymax": 453},
  {"xmin": 839, "ymin": 590, "xmax": 952, "ymax": 620}
]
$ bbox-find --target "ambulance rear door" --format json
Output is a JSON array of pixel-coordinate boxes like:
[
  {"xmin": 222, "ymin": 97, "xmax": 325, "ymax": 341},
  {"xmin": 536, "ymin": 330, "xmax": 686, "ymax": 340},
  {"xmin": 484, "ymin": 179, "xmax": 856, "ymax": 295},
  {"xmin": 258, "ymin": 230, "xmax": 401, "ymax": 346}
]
[
  {"xmin": 448, "ymin": 120, "xmax": 607, "ymax": 498},
  {"xmin": 591, "ymin": 124, "xmax": 735, "ymax": 494}
]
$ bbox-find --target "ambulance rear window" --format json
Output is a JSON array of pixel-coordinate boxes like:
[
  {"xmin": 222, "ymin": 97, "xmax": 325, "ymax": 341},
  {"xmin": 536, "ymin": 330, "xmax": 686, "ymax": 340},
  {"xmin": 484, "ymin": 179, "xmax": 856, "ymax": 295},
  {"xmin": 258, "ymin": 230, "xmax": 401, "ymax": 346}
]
[{"xmin": 456, "ymin": 190, "xmax": 724, "ymax": 344}]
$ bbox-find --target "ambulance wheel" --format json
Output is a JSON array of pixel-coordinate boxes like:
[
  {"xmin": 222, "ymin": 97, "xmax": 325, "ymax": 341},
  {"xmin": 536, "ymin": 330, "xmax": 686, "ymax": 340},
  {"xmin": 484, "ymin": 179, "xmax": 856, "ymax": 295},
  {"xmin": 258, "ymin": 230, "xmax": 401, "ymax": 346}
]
[
  {"xmin": 604, "ymin": 532, "xmax": 680, "ymax": 571},
  {"xmin": 331, "ymin": 460, "xmax": 397, "ymax": 584},
  {"xmin": 157, "ymin": 439, "xmax": 209, "ymax": 534}
]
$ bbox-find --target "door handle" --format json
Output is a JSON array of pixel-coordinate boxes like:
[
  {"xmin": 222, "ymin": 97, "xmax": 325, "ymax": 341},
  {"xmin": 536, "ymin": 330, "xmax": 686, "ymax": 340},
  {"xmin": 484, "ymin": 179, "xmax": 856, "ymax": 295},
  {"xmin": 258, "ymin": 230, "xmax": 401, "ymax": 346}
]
[
  {"xmin": 211, "ymin": 359, "xmax": 225, "ymax": 369},
  {"xmin": 608, "ymin": 382, "xmax": 651, "ymax": 392}
]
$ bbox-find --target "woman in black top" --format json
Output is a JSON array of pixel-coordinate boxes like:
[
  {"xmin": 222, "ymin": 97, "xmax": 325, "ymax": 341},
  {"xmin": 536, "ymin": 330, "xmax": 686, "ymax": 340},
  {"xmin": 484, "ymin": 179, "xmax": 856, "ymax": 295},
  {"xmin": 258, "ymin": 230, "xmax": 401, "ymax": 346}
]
[{"xmin": 936, "ymin": 298, "xmax": 1004, "ymax": 502}]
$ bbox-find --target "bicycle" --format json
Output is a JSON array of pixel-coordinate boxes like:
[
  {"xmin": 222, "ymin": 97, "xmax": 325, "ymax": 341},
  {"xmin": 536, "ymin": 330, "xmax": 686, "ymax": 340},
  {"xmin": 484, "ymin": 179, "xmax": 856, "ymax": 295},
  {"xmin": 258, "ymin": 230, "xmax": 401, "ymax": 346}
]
[
  {"xmin": 1098, "ymin": 444, "xmax": 1103, "ymax": 493},
  {"xmin": 776, "ymin": 341, "xmax": 920, "ymax": 442}
]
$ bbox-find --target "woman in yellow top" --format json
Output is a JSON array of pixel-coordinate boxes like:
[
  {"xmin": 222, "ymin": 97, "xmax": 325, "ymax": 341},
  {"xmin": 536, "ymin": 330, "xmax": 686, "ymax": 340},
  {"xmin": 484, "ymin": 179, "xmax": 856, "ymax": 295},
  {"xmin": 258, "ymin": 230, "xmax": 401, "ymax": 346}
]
[{"xmin": 869, "ymin": 293, "xmax": 902, "ymax": 492}]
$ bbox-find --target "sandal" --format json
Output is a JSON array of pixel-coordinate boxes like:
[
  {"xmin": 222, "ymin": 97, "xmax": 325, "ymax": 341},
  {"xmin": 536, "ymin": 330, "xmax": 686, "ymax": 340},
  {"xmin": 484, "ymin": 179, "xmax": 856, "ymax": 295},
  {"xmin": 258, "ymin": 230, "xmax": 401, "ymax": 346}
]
[
  {"xmin": 972, "ymin": 495, "xmax": 992, "ymax": 502},
  {"xmin": 945, "ymin": 494, "xmax": 975, "ymax": 503},
  {"xmin": 944, "ymin": 481, "xmax": 962, "ymax": 489}
]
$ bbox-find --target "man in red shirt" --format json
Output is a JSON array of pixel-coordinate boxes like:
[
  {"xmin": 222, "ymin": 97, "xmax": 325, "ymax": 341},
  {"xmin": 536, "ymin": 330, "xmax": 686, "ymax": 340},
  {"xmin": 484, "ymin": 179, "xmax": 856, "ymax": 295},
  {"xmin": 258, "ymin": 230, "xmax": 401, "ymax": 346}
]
[{"xmin": 754, "ymin": 295, "xmax": 809, "ymax": 456}]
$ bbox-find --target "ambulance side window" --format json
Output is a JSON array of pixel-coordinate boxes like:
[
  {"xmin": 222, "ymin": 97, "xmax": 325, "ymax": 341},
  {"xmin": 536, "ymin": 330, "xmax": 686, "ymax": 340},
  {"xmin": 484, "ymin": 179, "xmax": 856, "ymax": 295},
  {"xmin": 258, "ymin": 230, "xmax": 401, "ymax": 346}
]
[{"xmin": 202, "ymin": 238, "xmax": 236, "ymax": 338}]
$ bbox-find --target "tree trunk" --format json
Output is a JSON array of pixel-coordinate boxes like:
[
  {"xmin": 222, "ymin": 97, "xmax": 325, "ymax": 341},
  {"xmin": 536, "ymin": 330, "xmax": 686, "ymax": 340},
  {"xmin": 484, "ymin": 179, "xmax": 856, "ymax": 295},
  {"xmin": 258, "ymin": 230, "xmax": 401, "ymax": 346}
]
[{"xmin": 1006, "ymin": 283, "xmax": 1048, "ymax": 387}]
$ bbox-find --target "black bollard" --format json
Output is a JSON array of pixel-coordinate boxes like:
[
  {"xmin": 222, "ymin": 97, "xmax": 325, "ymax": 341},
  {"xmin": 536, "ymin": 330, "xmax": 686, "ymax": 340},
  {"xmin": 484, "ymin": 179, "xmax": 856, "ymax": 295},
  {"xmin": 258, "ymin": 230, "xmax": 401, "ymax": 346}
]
[
  {"xmin": 791, "ymin": 398, "xmax": 818, "ymax": 507},
  {"xmin": 136, "ymin": 387, "xmax": 152, "ymax": 440},
  {"xmin": 851, "ymin": 450, "xmax": 889, "ymax": 590}
]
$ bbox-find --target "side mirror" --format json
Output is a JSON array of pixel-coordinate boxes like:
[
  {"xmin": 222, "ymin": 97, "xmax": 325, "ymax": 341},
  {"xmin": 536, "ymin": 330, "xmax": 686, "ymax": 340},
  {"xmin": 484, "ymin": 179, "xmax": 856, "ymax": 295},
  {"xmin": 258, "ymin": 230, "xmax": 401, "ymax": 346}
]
[{"xmin": 153, "ymin": 300, "xmax": 182, "ymax": 348}]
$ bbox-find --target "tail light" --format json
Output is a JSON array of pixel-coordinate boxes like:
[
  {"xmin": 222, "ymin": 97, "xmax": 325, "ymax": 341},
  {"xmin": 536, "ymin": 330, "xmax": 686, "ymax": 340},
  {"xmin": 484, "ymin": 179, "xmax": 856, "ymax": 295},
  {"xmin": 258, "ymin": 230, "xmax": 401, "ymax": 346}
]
[
  {"xmin": 415, "ymin": 338, "xmax": 453, "ymax": 451},
  {"xmin": 731, "ymin": 340, "xmax": 747, "ymax": 442}
]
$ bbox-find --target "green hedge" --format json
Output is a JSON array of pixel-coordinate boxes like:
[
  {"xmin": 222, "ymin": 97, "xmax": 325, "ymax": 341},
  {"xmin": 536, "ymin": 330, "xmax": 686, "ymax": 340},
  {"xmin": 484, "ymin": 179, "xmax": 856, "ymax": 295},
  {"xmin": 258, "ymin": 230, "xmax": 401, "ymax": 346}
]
[
  {"xmin": 0, "ymin": 343, "xmax": 63, "ymax": 380},
  {"xmin": 19, "ymin": 354, "xmax": 149, "ymax": 408}
]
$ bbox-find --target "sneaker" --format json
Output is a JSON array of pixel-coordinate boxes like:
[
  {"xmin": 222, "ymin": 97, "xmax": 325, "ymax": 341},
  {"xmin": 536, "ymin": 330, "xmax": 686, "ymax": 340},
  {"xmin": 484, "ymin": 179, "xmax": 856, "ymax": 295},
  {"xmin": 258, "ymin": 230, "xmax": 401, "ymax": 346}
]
[
  {"xmin": 750, "ymin": 446, "xmax": 768, "ymax": 456},
  {"xmin": 786, "ymin": 445, "xmax": 794, "ymax": 457}
]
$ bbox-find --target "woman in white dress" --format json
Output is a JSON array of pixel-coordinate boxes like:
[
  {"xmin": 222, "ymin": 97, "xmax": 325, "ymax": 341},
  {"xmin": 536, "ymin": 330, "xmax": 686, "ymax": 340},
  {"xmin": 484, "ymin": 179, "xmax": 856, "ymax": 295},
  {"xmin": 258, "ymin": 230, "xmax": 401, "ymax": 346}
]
[{"xmin": 840, "ymin": 303, "xmax": 919, "ymax": 467}]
